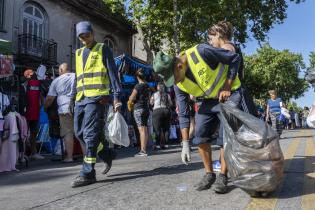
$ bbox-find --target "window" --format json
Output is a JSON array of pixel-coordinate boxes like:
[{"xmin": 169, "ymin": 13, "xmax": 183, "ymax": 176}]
[
  {"xmin": 22, "ymin": 4, "xmax": 45, "ymax": 38},
  {"xmin": 22, "ymin": 3, "xmax": 47, "ymax": 56},
  {"xmin": 0, "ymin": 0, "xmax": 5, "ymax": 30}
]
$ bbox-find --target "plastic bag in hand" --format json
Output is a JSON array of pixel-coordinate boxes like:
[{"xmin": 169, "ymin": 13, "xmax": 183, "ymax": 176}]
[
  {"xmin": 108, "ymin": 112, "xmax": 130, "ymax": 147},
  {"xmin": 219, "ymin": 103, "xmax": 284, "ymax": 194}
]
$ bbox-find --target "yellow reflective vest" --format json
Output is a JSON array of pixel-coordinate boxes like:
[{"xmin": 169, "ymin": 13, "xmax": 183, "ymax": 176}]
[
  {"xmin": 177, "ymin": 45, "xmax": 241, "ymax": 99},
  {"xmin": 75, "ymin": 43, "xmax": 110, "ymax": 101}
]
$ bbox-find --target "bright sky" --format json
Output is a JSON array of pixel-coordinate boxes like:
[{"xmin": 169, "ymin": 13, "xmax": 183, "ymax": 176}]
[{"xmin": 242, "ymin": 0, "xmax": 315, "ymax": 108}]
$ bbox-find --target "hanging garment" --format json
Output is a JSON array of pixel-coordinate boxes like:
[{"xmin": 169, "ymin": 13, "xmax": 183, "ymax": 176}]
[
  {"xmin": 25, "ymin": 79, "xmax": 41, "ymax": 121},
  {"xmin": 16, "ymin": 113, "xmax": 29, "ymax": 141},
  {"xmin": 0, "ymin": 55, "xmax": 13, "ymax": 78},
  {"xmin": 0, "ymin": 92, "xmax": 10, "ymax": 116},
  {"xmin": 36, "ymin": 65, "xmax": 47, "ymax": 80},
  {"xmin": 0, "ymin": 112, "xmax": 19, "ymax": 172},
  {"xmin": 4, "ymin": 112, "xmax": 19, "ymax": 142}
]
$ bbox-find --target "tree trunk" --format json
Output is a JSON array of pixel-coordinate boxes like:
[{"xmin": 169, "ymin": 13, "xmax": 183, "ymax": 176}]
[{"xmin": 173, "ymin": 0, "xmax": 180, "ymax": 54}]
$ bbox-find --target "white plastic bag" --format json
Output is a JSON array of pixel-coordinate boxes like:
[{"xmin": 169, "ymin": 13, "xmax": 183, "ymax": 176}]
[
  {"xmin": 108, "ymin": 112, "xmax": 130, "ymax": 147},
  {"xmin": 307, "ymin": 104, "xmax": 315, "ymax": 128},
  {"xmin": 281, "ymin": 107, "xmax": 290, "ymax": 119}
]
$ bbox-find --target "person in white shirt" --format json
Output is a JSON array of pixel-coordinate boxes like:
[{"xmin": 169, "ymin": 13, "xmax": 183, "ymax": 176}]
[{"xmin": 44, "ymin": 63, "xmax": 83, "ymax": 162}]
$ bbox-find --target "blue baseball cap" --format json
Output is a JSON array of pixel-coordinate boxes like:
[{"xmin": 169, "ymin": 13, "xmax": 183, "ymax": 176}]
[{"xmin": 76, "ymin": 21, "xmax": 93, "ymax": 37}]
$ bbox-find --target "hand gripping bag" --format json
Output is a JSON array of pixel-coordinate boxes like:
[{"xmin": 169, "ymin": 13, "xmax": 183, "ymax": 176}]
[
  {"xmin": 219, "ymin": 102, "xmax": 284, "ymax": 196},
  {"xmin": 108, "ymin": 112, "xmax": 130, "ymax": 147}
]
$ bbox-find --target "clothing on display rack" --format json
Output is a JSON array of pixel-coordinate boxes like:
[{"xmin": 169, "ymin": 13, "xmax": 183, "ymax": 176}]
[
  {"xmin": 0, "ymin": 111, "xmax": 28, "ymax": 172},
  {"xmin": 36, "ymin": 65, "xmax": 47, "ymax": 80},
  {"xmin": 0, "ymin": 54, "xmax": 13, "ymax": 78}
]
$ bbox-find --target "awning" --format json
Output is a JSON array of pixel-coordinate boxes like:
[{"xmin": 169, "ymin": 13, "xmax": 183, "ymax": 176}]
[
  {"xmin": 0, "ymin": 39, "xmax": 12, "ymax": 54},
  {"xmin": 115, "ymin": 54, "xmax": 153, "ymax": 75}
]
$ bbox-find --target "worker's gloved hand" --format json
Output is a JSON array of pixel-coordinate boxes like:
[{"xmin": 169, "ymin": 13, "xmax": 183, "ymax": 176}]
[{"xmin": 181, "ymin": 140, "xmax": 191, "ymax": 165}]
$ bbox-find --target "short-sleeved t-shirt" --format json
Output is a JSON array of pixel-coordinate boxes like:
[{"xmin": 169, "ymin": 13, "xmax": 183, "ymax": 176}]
[
  {"xmin": 47, "ymin": 73, "xmax": 76, "ymax": 114},
  {"xmin": 134, "ymin": 83, "xmax": 150, "ymax": 110},
  {"xmin": 152, "ymin": 92, "xmax": 172, "ymax": 110}
]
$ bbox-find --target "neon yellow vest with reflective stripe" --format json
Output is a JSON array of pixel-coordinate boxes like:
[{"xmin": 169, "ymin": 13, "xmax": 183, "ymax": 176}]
[
  {"xmin": 75, "ymin": 43, "xmax": 110, "ymax": 101},
  {"xmin": 177, "ymin": 45, "xmax": 241, "ymax": 99}
]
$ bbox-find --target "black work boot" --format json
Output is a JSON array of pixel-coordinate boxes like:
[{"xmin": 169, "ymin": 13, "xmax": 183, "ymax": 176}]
[
  {"xmin": 213, "ymin": 173, "xmax": 228, "ymax": 194},
  {"xmin": 195, "ymin": 173, "xmax": 216, "ymax": 191},
  {"xmin": 102, "ymin": 149, "xmax": 117, "ymax": 175},
  {"xmin": 71, "ymin": 176, "xmax": 96, "ymax": 188}
]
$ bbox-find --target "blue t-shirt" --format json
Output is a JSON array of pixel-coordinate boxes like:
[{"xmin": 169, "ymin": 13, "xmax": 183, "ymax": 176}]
[{"xmin": 267, "ymin": 98, "xmax": 282, "ymax": 113}]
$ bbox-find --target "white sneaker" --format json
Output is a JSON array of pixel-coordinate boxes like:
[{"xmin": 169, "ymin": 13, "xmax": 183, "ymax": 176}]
[{"xmin": 32, "ymin": 153, "xmax": 45, "ymax": 160}]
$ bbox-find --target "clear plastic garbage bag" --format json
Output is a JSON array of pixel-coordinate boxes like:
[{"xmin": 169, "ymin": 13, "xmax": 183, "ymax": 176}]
[
  {"xmin": 108, "ymin": 112, "xmax": 130, "ymax": 147},
  {"xmin": 307, "ymin": 103, "xmax": 315, "ymax": 128},
  {"xmin": 219, "ymin": 102, "xmax": 284, "ymax": 194}
]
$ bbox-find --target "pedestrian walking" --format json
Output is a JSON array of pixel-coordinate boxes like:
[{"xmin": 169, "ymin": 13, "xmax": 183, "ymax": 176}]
[
  {"xmin": 266, "ymin": 90, "xmax": 283, "ymax": 133},
  {"xmin": 71, "ymin": 21, "xmax": 122, "ymax": 188},
  {"xmin": 128, "ymin": 69, "xmax": 150, "ymax": 157},
  {"xmin": 150, "ymin": 82, "xmax": 172, "ymax": 149}
]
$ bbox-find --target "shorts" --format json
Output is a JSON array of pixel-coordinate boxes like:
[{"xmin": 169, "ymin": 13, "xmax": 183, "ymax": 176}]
[
  {"xmin": 59, "ymin": 114, "xmax": 74, "ymax": 139},
  {"xmin": 133, "ymin": 108, "xmax": 149, "ymax": 127},
  {"xmin": 193, "ymin": 90, "xmax": 242, "ymax": 146}
]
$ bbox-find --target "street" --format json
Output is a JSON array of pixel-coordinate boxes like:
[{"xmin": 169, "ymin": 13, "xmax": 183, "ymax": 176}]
[{"xmin": 1, "ymin": 129, "xmax": 315, "ymax": 210}]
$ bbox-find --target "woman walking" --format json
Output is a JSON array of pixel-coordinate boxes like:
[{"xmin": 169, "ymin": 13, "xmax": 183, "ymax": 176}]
[
  {"xmin": 150, "ymin": 83, "xmax": 172, "ymax": 149},
  {"xmin": 128, "ymin": 69, "xmax": 150, "ymax": 157}
]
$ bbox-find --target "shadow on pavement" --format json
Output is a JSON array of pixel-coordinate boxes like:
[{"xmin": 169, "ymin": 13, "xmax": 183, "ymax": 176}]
[
  {"xmin": 101, "ymin": 162, "xmax": 204, "ymax": 183},
  {"xmin": 262, "ymin": 155, "xmax": 315, "ymax": 199}
]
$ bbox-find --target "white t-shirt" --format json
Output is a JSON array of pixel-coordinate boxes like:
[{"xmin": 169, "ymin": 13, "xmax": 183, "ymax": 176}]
[
  {"xmin": 151, "ymin": 92, "xmax": 172, "ymax": 110},
  {"xmin": 0, "ymin": 92, "xmax": 10, "ymax": 117}
]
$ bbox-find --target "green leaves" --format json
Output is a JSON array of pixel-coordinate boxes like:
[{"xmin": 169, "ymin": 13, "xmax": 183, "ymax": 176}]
[{"xmin": 244, "ymin": 44, "xmax": 309, "ymax": 102}]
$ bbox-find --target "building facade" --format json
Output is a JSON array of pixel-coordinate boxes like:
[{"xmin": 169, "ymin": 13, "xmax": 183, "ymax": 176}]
[{"xmin": 0, "ymin": 0, "xmax": 136, "ymax": 71}]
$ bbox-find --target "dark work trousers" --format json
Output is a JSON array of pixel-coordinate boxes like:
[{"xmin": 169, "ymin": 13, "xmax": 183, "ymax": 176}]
[
  {"xmin": 74, "ymin": 102, "xmax": 111, "ymax": 178},
  {"xmin": 152, "ymin": 108, "xmax": 171, "ymax": 145}
]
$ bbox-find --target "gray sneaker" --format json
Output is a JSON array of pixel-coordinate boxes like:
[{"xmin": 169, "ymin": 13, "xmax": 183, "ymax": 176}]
[
  {"xmin": 213, "ymin": 173, "xmax": 228, "ymax": 194},
  {"xmin": 134, "ymin": 151, "xmax": 148, "ymax": 157},
  {"xmin": 195, "ymin": 173, "xmax": 216, "ymax": 191}
]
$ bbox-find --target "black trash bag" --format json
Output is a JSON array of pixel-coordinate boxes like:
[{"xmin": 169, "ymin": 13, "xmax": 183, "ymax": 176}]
[{"xmin": 219, "ymin": 102, "xmax": 284, "ymax": 194}]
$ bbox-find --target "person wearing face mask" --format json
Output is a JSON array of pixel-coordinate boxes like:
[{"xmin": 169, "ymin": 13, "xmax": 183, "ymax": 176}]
[{"xmin": 153, "ymin": 20, "xmax": 242, "ymax": 194}]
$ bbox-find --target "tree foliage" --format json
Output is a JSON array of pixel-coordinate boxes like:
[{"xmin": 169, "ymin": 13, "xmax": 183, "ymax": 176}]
[
  {"xmin": 243, "ymin": 44, "xmax": 308, "ymax": 102},
  {"xmin": 309, "ymin": 51, "xmax": 315, "ymax": 69},
  {"xmin": 126, "ymin": 0, "xmax": 304, "ymax": 59}
]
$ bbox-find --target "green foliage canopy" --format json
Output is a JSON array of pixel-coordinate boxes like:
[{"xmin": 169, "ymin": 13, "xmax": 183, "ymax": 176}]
[{"xmin": 243, "ymin": 44, "xmax": 308, "ymax": 102}]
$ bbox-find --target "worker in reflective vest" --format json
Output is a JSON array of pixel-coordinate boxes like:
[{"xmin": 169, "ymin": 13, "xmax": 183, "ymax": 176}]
[
  {"xmin": 153, "ymin": 28, "xmax": 241, "ymax": 194},
  {"xmin": 71, "ymin": 21, "xmax": 122, "ymax": 188}
]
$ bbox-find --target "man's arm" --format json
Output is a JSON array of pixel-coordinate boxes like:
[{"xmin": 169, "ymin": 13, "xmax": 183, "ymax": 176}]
[
  {"xmin": 201, "ymin": 44, "xmax": 241, "ymax": 101},
  {"xmin": 201, "ymin": 44, "xmax": 240, "ymax": 82},
  {"xmin": 44, "ymin": 80, "xmax": 57, "ymax": 111},
  {"xmin": 44, "ymin": 96, "xmax": 56, "ymax": 111},
  {"xmin": 103, "ymin": 46, "xmax": 122, "ymax": 111},
  {"xmin": 174, "ymin": 85, "xmax": 191, "ymax": 164}
]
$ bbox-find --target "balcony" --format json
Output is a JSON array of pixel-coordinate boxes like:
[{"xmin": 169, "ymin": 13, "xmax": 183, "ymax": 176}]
[{"xmin": 17, "ymin": 34, "xmax": 57, "ymax": 65}]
